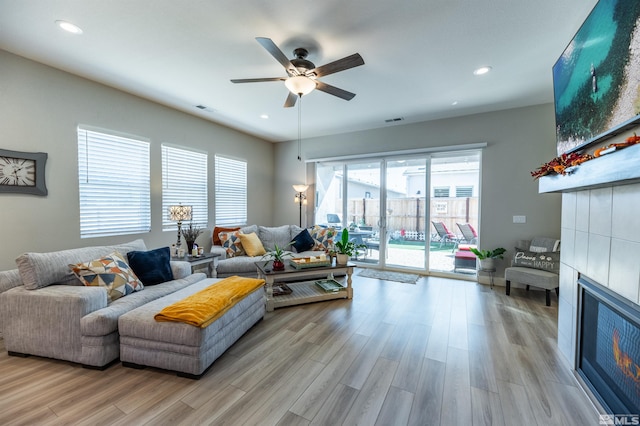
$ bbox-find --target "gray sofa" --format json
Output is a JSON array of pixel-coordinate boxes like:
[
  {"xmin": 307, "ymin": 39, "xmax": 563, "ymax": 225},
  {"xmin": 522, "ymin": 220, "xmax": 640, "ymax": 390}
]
[
  {"xmin": 0, "ymin": 239, "xmax": 206, "ymax": 368},
  {"xmin": 212, "ymin": 224, "xmax": 332, "ymax": 278}
]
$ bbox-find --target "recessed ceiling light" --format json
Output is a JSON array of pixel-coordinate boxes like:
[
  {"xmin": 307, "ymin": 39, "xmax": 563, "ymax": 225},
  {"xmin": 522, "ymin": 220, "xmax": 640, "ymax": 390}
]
[
  {"xmin": 56, "ymin": 20, "xmax": 83, "ymax": 34},
  {"xmin": 451, "ymin": 101, "xmax": 459, "ymax": 106},
  {"xmin": 260, "ymin": 114, "xmax": 269, "ymax": 119},
  {"xmin": 473, "ymin": 66, "xmax": 492, "ymax": 76}
]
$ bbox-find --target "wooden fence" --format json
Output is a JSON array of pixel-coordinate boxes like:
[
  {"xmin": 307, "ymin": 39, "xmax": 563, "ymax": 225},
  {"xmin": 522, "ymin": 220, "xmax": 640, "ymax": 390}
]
[{"xmin": 347, "ymin": 197, "xmax": 478, "ymax": 238}]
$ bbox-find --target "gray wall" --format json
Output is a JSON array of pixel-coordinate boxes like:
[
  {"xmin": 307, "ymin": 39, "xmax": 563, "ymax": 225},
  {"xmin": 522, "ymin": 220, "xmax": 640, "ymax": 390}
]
[
  {"xmin": 274, "ymin": 104, "xmax": 562, "ymax": 279},
  {"xmin": 0, "ymin": 50, "xmax": 274, "ymax": 270}
]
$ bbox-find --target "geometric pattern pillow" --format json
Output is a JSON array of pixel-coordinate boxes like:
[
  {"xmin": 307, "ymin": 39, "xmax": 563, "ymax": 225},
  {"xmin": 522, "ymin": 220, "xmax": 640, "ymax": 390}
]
[
  {"xmin": 219, "ymin": 231, "xmax": 245, "ymax": 258},
  {"xmin": 69, "ymin": 251, "xmax": 144, "ymax": 302},
  {"xmin": 308, "ymin": 225, "xmax": 336, "ymax": 252}
]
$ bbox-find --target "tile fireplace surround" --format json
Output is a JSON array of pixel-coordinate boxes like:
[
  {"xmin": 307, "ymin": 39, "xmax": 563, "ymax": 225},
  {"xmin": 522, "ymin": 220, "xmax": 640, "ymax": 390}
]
[{"xmin": 542, "ymin": 140, "xmax": 640, "ymax": 414}]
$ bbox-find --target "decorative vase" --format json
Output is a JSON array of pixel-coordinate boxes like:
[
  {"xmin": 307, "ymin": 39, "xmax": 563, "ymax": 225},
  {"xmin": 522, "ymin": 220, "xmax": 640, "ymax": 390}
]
[
  {"xmin": 186, "ymin": 240, "xmax": 195, "ymax": 254},
  {"xmin": 336, "ymin": 254, "xmax": 349, "ymax": 265},
  {"xmin": 272, "ymin": 260, "xmax": 285, "ymax": 271}
]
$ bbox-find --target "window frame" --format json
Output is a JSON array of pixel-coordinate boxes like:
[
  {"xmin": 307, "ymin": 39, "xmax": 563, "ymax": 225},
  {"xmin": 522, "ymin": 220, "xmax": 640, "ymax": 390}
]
[
  {"xmin": 214, "ymin": 155, "xmax": 247, "ymax": 226},
  {"xmin": 161, "ymin": 144, "xmax": 208, "ymax": 230},
  {"xmin": 77, "ymin": 126, "xmax": 151, "ymax": 238}
]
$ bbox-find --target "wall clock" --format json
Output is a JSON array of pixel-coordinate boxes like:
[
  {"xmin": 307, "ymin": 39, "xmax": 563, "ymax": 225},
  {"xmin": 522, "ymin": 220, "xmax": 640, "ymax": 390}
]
[{"xmin": 0, "ymin": 148, "xmax": 48, "ymax": 196}]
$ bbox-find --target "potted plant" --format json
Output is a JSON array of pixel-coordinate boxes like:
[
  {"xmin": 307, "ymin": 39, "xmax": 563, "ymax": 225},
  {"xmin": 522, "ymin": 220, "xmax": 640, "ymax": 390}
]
[
  {"xmin": 261, "ymin": 244, "xmax": 293, "ymax": 270},
  {"xmin": 469, "ymin": 247, "xmax": 506, "ymax": 270},
  {"xmin": 181, "ymin": 222, "xmax": 203, "ymax": 253},
  {"xmin": 334, "ymin": 228, "xmax": 367, "ymax": 265}
]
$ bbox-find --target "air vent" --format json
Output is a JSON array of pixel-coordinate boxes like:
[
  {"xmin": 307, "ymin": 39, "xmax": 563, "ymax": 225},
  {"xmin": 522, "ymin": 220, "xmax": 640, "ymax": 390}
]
[
  {"xmin": 195, "ymin": 105, "xmax": 214, "ymax": 112},
  {"xmin": 384, "ymin": 117, "xmax": 404, "ymax": 123}
]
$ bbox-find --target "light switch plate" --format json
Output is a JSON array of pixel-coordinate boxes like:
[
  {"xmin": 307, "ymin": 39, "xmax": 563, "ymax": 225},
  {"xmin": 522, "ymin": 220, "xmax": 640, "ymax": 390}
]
[{"xmin": 513, "ymin": 215, "xmax": 526, "ymax": 224}]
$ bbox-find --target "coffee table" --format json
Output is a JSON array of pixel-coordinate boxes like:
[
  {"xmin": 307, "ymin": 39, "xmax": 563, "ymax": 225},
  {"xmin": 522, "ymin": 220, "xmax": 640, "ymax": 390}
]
[{"xmin": 256, "ymin": 260, "xmax": 355, "ymax": 312}]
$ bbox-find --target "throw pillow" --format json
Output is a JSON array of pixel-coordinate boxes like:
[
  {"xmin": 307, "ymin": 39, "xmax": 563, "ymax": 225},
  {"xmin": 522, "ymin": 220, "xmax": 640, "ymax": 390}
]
[
  {"xmin": 238, "ymin": 232, "xmax": 267, "ymax": 257},
  {"xmin": 219, "ymin": 231, "xmax": 245, "ymax": 258},
  {"xmin": 126, "ymin": 246, "xmax": 174, "ymax": 286},
  {"xmin": 69, "ymin": 251, "xmax": 143, "ymax": 302},
  {"xmin": 212, "ymin": 226, "xmax": 241, "ymax": 246},
  {"xmin": 308, "ymin": 225, "xmax": 336, "ymax": 252},
  {"xmin": 291, "ymin": 228, "xmax": 315, "ymax": 252},
  {"xmin": 512, "ymin": 247, "xmax": 560, "ymax": 274}
]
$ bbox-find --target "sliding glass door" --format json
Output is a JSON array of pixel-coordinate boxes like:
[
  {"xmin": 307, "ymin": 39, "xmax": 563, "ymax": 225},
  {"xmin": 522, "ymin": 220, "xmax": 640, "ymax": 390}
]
[{"xmin": 314, "ymin": 149, "xmax": 480, "ymax": 275}]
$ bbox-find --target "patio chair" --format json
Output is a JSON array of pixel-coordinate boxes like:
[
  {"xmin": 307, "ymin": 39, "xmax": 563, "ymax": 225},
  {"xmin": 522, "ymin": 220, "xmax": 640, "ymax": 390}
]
[
  {"xmin": 431, "ymin": 221, "xmax": 459, "ymax": 249},
  {"xmin": 456, "ymin": 223, "xmax": 478, "ymax": 244}
]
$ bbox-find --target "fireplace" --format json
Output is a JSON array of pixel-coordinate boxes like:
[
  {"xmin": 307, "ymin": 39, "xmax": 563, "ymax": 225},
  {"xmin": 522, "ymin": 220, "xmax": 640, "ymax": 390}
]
[{"xmin": 578, "ymin": 276, "xmax": 640, "ymax": 416}]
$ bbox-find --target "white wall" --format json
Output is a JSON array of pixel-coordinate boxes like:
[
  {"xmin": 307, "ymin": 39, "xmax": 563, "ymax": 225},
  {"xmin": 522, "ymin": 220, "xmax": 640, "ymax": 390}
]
[
  {"xmin": 274, "ymin": 104, "xmax": 563, "ymax": 279},
  {"xmin": 0, "ymin": 50, "xmax": 274, "ymax": 270}
]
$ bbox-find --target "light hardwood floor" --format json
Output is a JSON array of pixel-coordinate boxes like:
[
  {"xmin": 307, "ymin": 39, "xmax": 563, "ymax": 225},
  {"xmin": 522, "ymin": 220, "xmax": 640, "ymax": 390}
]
[{"xmin": 0, "ymin": 274, "xmax": 599, "ymax": 425}]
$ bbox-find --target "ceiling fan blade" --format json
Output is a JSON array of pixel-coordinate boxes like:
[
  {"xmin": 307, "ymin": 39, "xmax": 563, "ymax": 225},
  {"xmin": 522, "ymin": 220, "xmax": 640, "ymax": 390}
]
[
  {"xmin": 230, "ymin": 77, "xmax": 286, "ymax": 83},
  {"xmin": 284, "ymin": 92, "xmax": 298, "ymax": 108},
  {"xmin": 312, "ymin": 53, "xmax": 364, "ymax": 78},
  {"xmin": 256, "ymin": 37, "xmax": 298, "ymax": 76},
  {"xmin": 315, "ymin": 81, "xmax": 356, "ymax": 101}
]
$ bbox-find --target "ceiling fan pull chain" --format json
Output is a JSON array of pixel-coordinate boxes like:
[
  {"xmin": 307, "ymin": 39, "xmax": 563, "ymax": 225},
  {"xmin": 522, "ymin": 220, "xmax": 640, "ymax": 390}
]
[{"xmin": 298, "ymin": 94, "xmax": 302, "ymax": 161}]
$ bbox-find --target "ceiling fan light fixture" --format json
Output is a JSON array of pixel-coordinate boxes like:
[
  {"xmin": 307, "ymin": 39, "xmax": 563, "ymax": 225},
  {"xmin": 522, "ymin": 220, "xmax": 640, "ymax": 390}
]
[{"xmin": 285, "ymin": 76, "xmax": 316, "ymax": 96}]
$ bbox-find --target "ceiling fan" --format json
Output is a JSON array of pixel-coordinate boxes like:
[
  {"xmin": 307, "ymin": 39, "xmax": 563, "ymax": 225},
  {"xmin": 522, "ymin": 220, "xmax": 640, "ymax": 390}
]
[{"xmin": 231, "ymin": 37, "xmax": 365, "ymax": 108}]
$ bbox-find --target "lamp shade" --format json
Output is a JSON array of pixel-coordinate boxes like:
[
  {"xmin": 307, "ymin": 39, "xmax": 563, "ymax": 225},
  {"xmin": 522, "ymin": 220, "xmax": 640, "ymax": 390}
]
[
  {"xmin": 292, "ymin": 184, "xmax": 309, "ymax": 193},
  {"xmin": 285, "ymin": 76, "xmax": 316, "ymax": 96},
  {"xmin": 169, "ymin": 205, "xmax": 192, "ymax": 222}
]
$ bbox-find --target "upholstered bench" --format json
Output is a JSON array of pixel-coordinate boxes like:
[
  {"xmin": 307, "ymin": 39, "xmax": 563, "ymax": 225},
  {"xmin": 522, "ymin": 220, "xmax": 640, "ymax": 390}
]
[{"xmin": 118, "ymin": 277, "xmax": 265, "ymax": 379}]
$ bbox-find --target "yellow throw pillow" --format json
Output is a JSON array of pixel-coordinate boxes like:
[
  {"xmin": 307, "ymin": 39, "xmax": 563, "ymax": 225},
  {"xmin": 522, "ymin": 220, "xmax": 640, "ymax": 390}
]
[{"xmin": 238, "ymin": 232, "xmax": 267, "ymax": 257}]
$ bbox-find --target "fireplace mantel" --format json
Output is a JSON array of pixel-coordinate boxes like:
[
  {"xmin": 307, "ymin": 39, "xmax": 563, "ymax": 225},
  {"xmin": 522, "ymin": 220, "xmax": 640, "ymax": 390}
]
[{"xmin": 538, "ymin": 143, "xmax": 640, "ymax": 193}]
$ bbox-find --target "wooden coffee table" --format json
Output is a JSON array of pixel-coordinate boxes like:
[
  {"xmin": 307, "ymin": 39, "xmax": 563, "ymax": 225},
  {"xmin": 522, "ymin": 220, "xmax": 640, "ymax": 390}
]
[{"xmin": 256, "ymin": 260, "xmax": 355, "ymax": 312}]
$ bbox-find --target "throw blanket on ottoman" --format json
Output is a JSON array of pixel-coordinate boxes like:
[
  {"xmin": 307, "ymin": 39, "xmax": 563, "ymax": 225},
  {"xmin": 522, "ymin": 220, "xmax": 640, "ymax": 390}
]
[{"xmin": 154, "ymin": 276, "xmax": 264, "ymax": 327}]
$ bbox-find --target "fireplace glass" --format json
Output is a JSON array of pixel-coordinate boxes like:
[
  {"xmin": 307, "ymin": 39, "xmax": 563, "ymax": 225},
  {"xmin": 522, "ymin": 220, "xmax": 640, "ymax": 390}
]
[{"xmin": 578, "ymin": 276, "xmax": 640, "ymax": 415}]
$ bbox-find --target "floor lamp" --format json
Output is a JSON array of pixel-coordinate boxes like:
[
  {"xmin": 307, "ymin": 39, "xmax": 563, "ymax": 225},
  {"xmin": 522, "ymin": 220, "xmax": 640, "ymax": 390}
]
[
  {"xmin": 168, "ymin": 204, "xmax": 192, "ymax": 249},
  {"xmin": 293, "ymin": 184, "xmax": 309, "ymax": 227}
]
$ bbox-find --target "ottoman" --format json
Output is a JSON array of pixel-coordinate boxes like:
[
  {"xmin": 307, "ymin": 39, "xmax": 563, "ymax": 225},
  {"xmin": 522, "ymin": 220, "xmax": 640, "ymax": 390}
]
[
  {"xmin": 118, "ymin": 277, "xmax": 265, "ymax": 379},
  {"xmin": 454, "ymin": 245, "xmax": 477, "ymax": 271}
]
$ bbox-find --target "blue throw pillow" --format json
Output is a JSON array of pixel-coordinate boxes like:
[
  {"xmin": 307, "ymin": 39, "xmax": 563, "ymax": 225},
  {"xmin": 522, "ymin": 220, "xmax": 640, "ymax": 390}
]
[
  {"xmin": 291, "ymin": 229, "xmax": 315, "ymax": 253},
  {"xmin": 127, "ymin": 246, "xmax": 174, "ymax": 286}
]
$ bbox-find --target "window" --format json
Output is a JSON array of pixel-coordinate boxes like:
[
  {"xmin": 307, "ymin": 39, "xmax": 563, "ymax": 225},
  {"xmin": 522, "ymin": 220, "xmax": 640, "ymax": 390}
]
[
  {"xmin": 456, "ymin": 186, "xmax": 473, "ymax": 197},
  {"xmin": 433, "ymin": 186, "xmax": 450, "ymax": 198},
  {"xmin": 214, "ymin": 155, "xmax": 247, "ymax": 226},
  {"xmin": 162, "ymin": 144, "xmax": 208, "ymax": 230},
  {"xmin": 77, "ymin": 127, "xmax": 150, "ymax": 238}
]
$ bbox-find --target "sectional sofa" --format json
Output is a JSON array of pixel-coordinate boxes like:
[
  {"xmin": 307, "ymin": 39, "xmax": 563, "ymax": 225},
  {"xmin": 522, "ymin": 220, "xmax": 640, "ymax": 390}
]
[
  {"xmin": 0, "ymin": 239, "xmax": 265, "ymax": 373},
  {"xmin": 210, "ymin": 224, "xmax": 336, "ymax": 278}
]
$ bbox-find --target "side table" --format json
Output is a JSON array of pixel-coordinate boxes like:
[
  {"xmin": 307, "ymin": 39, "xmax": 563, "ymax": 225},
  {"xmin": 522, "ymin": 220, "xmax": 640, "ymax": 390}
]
[
  {"xmin": 172, "ymin": 253, "xmax": 220, "ymax": 278},
  {"xmin": 479, "ymin": 267, "xmax": 496, "ymax": 289}
]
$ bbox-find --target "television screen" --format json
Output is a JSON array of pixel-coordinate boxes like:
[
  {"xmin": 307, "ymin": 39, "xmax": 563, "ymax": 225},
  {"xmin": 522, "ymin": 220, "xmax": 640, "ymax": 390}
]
[{"xmin": 553, "ymin": 0, "xmax": 640, "ymax": 155}]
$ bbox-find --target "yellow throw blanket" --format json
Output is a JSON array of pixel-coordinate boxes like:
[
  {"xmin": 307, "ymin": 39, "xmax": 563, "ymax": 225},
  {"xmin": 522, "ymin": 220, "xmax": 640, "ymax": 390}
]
[{"xmin": 154, "ymin": 276, "xmax": 265, "ymax": 328}]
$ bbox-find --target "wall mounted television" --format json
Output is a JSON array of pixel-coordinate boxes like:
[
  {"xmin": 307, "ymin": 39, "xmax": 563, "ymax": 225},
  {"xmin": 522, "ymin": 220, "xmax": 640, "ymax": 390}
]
[{"xmin": 553, "ymin": 0, "xmax": 640, "ymax": 155}]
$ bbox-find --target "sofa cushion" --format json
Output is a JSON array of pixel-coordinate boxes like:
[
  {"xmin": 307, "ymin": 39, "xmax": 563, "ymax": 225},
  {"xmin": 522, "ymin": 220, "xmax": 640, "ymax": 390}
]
[
  {"xmin": 308, "ymin": 226, "xmax": 336, "ymax": 251},
  {"xmin": 69, "ymin": 251, "xmax": 144, "ymax": 302},
  {"xmin": 258, "ymin": 225, "xmax": 293, "ymax": 251},
  {"xmin": 238, "ymin": 232, "xmax": 266, "ymax": 257},
  {"xmin": 291, "ymin": 228, "xmax": 315, "ymax": 253},
  {"xmin": 216, "ymin": 255, "xmax": 263, "ymax": 276},
  {"xmin": 512, "ymin": 247, "xmax": 560, "ymax": 274},
  {"xmin": 127, "ymin": 246, "xmax": 174, "ymax": 286},
  {"xmin": 212, "ymin": 226, "xmax": 241, "ymax": 246},
  {"xmin": 0, "ymin": 269, "xmax": 22, "ymax": 294},
  {"xmin": 16, "ymin": 239, "xmax": 147, "ymax": 290},
  {"xmin": 219, "ymin": 231, "xmax": 245, "ymax": 257}
]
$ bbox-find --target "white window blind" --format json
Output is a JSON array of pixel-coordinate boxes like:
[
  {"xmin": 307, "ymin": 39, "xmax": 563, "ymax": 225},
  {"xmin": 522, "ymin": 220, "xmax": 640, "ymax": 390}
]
[
  {"xmin": 456, "ymin": 186, "xmax": 474, "ymax": 197},
  {"xmin": 162, "ymin": 144, "xmax": 208, "ymax": 230},
  {"xmin": 215, "ymin": 155, "xmax": 247, "ymax": 226},
  {"xmin": 77, "ymin": 127, "xmax": 151, "ymax": 238}
]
